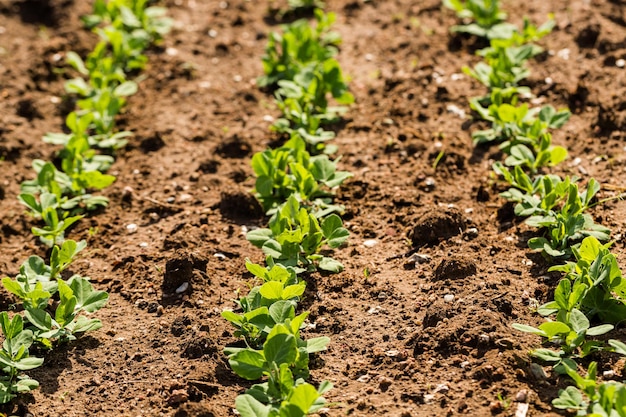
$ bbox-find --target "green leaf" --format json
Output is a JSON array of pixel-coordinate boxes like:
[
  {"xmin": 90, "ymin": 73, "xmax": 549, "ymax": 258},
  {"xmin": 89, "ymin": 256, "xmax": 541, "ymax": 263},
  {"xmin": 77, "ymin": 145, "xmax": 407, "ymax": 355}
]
[
  {"xmin": 318, "ymin": 257, "xmax": 343, "ymax": 272},
  {"xmin": 114, "ymin": 81, "xmax": 138, "ymax": 97},
  {"xmin": 569, "ymin": 309, "xmax": 590, "ymax": 334},
  {"xmin": 305, "ymin": 336, "xmax": 330, "ymax": 353},
  {"xmin": 269, "ymin": 301, "xmax": 295, "ymax": 324},
  {"xmin": 288, "ymin": 383, "xmax": 320, "ymax": 413},
  {"xmin": 229, "ymin": 349, "xmax": 265, "ymax": 380},
  {"xmin": 511, "ymin": 323, "xmax": 544, "ymax": 335},
  {"xmin": 263, "ymin": 331, "xmax": 297, "ymax": 366},
  {"xmin": 235, "ymin": 394, "xmax": 269, "ymax": 417},
  {"xmin": 69, "ymin": 277, "xmax": 109, "ymax": 313},
  {"xmin": 552, "ymin": 386, "xmax": 585, "ymax": 410},
  {"xmin": 259, "ymin": 281, "xmax": 284, "ymax": 300},
  {"xmin": 24, "ymin": 308, "xmax": 52, "ymax": 332},
  {"xmin": 247, "ymin": 229, "xmax": 273, "ymax": 248}
]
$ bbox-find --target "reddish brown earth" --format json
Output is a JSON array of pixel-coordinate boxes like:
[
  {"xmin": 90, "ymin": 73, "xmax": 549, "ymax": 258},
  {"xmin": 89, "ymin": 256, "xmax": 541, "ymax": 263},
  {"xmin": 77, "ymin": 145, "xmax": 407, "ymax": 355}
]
[{"xmin": 2, "ymin": 0, "xmax": 626, "ymax": 416}]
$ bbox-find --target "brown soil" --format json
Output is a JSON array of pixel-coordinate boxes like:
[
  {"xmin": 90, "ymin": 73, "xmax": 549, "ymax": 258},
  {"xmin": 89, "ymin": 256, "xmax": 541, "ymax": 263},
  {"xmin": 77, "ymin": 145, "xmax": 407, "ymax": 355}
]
[{"xmin": 1, "ymin": 0, "xmax": 626, "ymax": 416}]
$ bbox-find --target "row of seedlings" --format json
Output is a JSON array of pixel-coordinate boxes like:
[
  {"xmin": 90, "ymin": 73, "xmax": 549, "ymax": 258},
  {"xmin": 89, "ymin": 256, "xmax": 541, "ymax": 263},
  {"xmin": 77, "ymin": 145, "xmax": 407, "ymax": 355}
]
[
  {"xmin": 445, "ymin": 0, "xmax": 626, "ymax": 413},
  {"xmin": 0, "ymin": 0, "xmax": 171, "ymax": 404},
  {"xmin": 221, "ymin": 4, "xmax": 354, "ymax": 416}
]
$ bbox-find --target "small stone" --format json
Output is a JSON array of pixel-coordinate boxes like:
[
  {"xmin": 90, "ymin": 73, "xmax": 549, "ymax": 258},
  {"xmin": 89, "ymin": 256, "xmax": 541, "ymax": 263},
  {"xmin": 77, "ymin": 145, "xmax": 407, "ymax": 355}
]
[
  {"xmin": 175, "ymin": 282, "xmax": 189, "ymax": 294},
  {"xmin": 433, "ymin": 383, "xmax": 449, "ymax": 393},
  {"xmin": 165, "ymin": 47, "xmax": 178, "ymax": 56},
  {"xmin": 377, "ymin": 292, "xmax": 388, "ymax": 300},
  {"xmin": 179, "ymin": 193, "xmax": 193, "ymax": 202},
  {"xmin": 363, "ymin": 239, "xmax": 379, "ymax": 248},
  {"xmin": 378, "ymin": 376, "xmax": 393, "ymax": 390},
  {"xmin": 126, "ymin": 224, "xmax": 138, "ymax": 234},
  {"xmin": 617, "ymin": 59, "xmax": 625, "ymax": 68},
  {"xmin": 356, "ymin": 374, "xmax": 371, "ymax": 383},
  {"xmin": 139, "ymin": 242, "xmax": 148, "ymax": 248},
  {"xmin": 529, "ymin": 363, "xmax": 547, "ymax": 381},
  {"xmin": 514, "ymin": 389, "xmax": 528, "ymax": 402},
  {"xmin": 214, "ymin": 253, "xmax": 226, "ymax": 260},
  {"xmin": 446, "ymin": 104, "xmax": 466, "ymax": 119},
  {"xmin": 208, "ymin": 29, "xmax": 217, "ymax": 38},
  {"xmin": 443, "ymin": 294, "xmax": 455, "ymax": 303},
  {"xmin": 168, "ymin": 389, "xmax": 188, "ymax": 405},
  {"xmin": 407, "ymin": 253, "xmax": 431, "ymax": 264}
]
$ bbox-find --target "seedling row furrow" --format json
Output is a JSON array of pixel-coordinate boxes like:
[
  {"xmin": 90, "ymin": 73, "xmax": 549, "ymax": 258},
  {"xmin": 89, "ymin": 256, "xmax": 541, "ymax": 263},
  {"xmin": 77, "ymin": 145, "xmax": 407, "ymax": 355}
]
[
  {"xmin": 446, "ymin": 0, "xmax": 626, "ymax": 413},
  {"xmin": 0, "ymin": 0, "xmax": 171, "ymax": 405},
  {"xmin": 221, "ymin": 3, "xmax": 354, "ymax": 416}
]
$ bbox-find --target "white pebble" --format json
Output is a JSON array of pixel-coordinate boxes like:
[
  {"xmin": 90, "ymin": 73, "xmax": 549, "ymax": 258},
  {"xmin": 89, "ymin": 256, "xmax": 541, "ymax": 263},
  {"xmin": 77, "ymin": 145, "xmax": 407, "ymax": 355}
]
[
  {"xmin": 126, "ymin": 224, "xmax": 138, "ymax": 234},
  {"xmin": 139, "ymin": 242, "xmax": 148, "ymax": 248},
  {"xmin": 175, "ymin": 282, "xmax": 189, "ymax": 294},
  {"xmin": 443, "ymin": 294, "xmax": 455, "ymax": 303},
  {"xmin": 363, "ymin": 239, "xmax": 379, "ymax": 248},
  {"xmin": 208, "ymin": 29, "xmax": 217, "ymax": 38},
  {"xmin": 214, "ymin": 253, "xmax": 226, "ymax": 260},
  {"xmin": 165, "ymin": 47, "xmax": 178, "ymax": 56},
  {"xmin": 617, "ymin": 59, "xmax": 625, "ymax": 68}
]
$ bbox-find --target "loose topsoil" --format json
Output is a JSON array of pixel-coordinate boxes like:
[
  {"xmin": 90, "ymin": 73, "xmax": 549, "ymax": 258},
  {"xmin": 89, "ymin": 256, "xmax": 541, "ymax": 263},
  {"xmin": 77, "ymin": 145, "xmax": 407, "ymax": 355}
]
[{"xmin": 1, "ymin": 0, "xmax": 626, "ymax": 416}]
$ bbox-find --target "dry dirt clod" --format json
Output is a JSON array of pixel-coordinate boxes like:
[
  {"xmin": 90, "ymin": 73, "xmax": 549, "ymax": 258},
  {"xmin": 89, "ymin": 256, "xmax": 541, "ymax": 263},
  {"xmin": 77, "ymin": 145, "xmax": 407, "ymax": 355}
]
[
  {"xmin": 167, "ymin": 389, "xmax": 189, "ymax": 406},
  {"xmin": 408, "ymin": 206, "xmax": 467, "ymax": 246}
]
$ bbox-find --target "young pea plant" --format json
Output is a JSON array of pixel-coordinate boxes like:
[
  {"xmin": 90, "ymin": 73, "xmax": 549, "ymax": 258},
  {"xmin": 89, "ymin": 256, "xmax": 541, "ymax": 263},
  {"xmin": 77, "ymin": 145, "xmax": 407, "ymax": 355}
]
[
  {"xmin": 553, "ymin": 362, "xmax": 626, "ymax": 416},
  {"xmin": 513, "ymin": 305, "xmax": 613, "ymax": 374},
  {"xmin": 0, "ymin": 313, "xmax": 44, "ymax": 404},
  {"xmin": 525, "ymin": 179, "xmax": 610, "ymax": 259},
  {"xmin": 222, "ymin": 261, "xmax": 306, "ymax": 348},
  {"xmin": 258, "ymin": 9, "xmax": 341, "ymax": 88},
  {"xmin": 82, "ymin": 0, "xmax": 173, "ymax": 44},
  {"xmin": 251, "ymin": 136, "xmax": 352, "ymax": 215},
  {"xmin": 443, "ymin": 0, "xmax": 515, "ymax": 39},
  {"xmin": 225, "ymin": 322, "xmax": 332, "ymax": 417},
  {"xmin": 246, "ymin": 195, "xmax": 349, "ymax": 273},
  {"xmin": 546, "ymin": 236, "xmax": 626, "ymax": 323}
]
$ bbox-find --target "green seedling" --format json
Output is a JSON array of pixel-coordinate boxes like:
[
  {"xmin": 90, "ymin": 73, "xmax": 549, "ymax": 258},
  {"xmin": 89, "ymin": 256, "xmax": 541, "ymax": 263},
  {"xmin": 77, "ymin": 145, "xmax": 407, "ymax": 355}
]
[
  {"xmin": 258, "ymin": 10, "xmax": 341, "ymax": 88},
  {"xmin": 443, "ymin": 0, "xmax": 515, "ymax": 39},
  {"xmin": 546, "ymin": 236, "xmax": 626, "ymax": 324},
  {"xmin": 223, "ymin": 261, "xmax": 306, "ymax": 347},
  {"xmin": 3, "ymin": 240, "xmax": 108, "ymax": 346},
  {"xmin": 513, "ymin": 307, "xmax": 613, "ymax": 374},
  {"xmin": 246, "ymin": 195, "xmax": 349, "ymax": 272},
  {"xmin": 225, "ymin": 323, "xmax": 331, "ymax": 416},
  {"xmin": 251, "ymin": 136, "xmax": 352, "ymax": 215},
  {"xmin": 525, "ymin": 179, "xmax": 610, "ymax": 258},
  {"xmin": 0, "ymin": 313, "xmax": 43, "ymax": 404},
  {"xmin": 553, "ymin": 362, "xmax": 626, "ymax": 416},
  {"xmin": 83, "ymin": 0, "xmax": 172, "ymax": 43}
]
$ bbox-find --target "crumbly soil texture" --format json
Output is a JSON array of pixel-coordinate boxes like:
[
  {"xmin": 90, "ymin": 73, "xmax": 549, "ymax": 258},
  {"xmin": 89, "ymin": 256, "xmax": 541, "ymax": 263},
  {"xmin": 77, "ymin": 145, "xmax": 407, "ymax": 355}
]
[{"xmin": 2, "ymin": 0, "xmax": 626, "ymax": 416}]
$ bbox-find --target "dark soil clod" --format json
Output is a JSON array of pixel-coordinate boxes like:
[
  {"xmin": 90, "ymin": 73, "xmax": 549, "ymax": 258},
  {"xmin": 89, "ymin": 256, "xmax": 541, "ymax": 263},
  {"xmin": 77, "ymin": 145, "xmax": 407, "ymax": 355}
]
[
  {"xmin": 408, "ymin": 206, "xmax": 467, "ymax": 246},
  {"xmin": 219, "ymin": 190, "xmax": 264, "ymax": 220},
  {"xmin": 215, "ymin": 134, "xmax": 252, "ymax": 158},
  {"xmin": 162, "ymin": 251, "xmax": 208, "ymax": 294},
  {"xmin": 433, "ymin": 256, "xmax": 477, "ymax": 281}
]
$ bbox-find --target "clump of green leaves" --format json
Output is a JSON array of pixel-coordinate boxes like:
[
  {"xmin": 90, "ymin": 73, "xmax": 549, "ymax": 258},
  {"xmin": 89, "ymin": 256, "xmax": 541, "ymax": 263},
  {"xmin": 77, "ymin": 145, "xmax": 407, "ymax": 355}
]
[
  {"xmin": 247, "ymin": 195, "xmax": 349, "ymax": 272},
  {"xmin": 2, "ymin": 240, "xmax": 109, "ymax": 346},
  {"xmin": 258, "ymin": 10, "xmax": 340, "ymax": 88},
  {"xmin": 0, "ymin": 240, "xmax": 108, "ymax": 404},
  {"xmin": 553, "ymin": 362, "xmax": 626, "ymax": 416},
  {"xmin": 443, "ymin": 0, "xmax": 514, "ymax": 38},
  {"xmin": 495, "ymin": 166, "xmax": 610, "ymax": 258},
  {"xmin": 251, "ymin": 136, "xmax": 351, "ymax": 215},
  {"xmin": 0, "ymin": 313, "xmax": 43, "ymax": 404},
  {"xmin": 259, "ymin": 10, "xmax": 353, "ymax": 155},
  {"xmin": 225, "ymin": 322, "xmax": 331, "ymax": 417}
]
